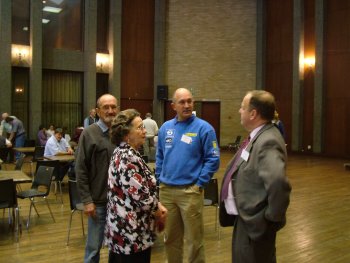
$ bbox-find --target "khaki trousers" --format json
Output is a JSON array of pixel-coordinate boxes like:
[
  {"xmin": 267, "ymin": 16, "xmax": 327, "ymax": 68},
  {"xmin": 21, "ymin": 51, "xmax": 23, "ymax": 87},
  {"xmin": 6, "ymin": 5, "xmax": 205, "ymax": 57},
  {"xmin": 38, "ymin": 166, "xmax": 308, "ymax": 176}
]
[
  {"xmin": 143, "ymin": 137, "xmax": 155, "ymax": 161},
  {"xmin": 159, "ymin": 183, "xmax": 205, "ymax": 263}
]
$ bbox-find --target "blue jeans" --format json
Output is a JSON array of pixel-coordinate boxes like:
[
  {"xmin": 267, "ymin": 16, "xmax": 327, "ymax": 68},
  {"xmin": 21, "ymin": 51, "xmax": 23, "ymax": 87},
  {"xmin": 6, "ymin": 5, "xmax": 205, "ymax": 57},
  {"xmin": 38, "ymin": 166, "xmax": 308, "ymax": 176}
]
[
  {"xmin": 15, "ymin": 133, "xmax": 26, "ymax": 160},
  {"xmin": 84, "ymin": 205, "xmax": 107, "ymax": 263}
]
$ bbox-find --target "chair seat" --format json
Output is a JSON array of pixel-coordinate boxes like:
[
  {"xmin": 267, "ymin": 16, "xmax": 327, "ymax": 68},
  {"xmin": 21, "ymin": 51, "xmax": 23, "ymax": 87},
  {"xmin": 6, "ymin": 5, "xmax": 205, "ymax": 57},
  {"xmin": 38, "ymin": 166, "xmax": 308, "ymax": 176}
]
[
  {"xmin": 17, "ymin": 189, "xmax": 47, "ymax": 199},
  {"xmin": 0, "ymin": 202, "xmax": 12, "ymax": 209}
]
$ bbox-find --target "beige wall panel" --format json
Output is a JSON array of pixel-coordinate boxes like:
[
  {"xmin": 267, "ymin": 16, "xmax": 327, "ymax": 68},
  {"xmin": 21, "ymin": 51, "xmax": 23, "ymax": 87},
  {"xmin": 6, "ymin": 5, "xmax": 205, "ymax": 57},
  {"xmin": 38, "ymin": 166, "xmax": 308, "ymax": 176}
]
[{"xmin": 166, "ymin": 0, "xmax": 256, "ymax": 146}]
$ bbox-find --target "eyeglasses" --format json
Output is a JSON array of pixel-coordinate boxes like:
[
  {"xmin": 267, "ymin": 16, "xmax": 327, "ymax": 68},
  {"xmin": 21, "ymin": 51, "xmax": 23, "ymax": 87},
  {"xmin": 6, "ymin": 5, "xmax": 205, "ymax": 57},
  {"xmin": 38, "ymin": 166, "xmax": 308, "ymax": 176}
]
[
  {"xmin": 136, "ymin": 124, "xmax": 146, "ymax": 131},
  {"xmin": 100, "ymin": 105, "xmax": 119, "ymax": 111}
]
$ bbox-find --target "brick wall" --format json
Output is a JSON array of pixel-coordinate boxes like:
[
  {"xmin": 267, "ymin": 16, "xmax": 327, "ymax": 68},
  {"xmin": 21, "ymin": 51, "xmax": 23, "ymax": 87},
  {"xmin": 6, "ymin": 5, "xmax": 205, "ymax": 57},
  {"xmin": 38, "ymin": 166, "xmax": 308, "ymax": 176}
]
[{"xmin": 165, "ymin": 0, "xmax": 257, "ymax": 146}]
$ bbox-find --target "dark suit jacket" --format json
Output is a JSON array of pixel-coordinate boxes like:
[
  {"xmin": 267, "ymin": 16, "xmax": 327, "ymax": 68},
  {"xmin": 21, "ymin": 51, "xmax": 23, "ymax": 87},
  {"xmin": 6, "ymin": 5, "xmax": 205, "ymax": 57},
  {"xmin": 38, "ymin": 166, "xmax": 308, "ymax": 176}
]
[{"xmin": 219, "ymin": 123, "xmax": 291, "ymax": 240}]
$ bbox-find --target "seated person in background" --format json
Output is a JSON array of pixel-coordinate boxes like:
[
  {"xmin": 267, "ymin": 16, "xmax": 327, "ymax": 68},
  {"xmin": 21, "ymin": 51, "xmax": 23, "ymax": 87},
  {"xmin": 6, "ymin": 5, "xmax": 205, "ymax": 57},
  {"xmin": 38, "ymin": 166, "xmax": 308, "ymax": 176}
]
[
  {"xmin": 37, "ymin": 124, "xmax": 48, "ymax": 146},
  {"xmin": 62, "ymin": 126, "xmax": 71, "ymax": 144},
  {"xmin": 44, "ymin": 128, "xmax": 73, "ymax": 157},
  {"xmin": 69, "ymin": 126, "xmax": 84, "ymax": 149},
  {"xmin": 46, "ymin": 124, "xmax": 55, "ymax": 138},
  {"xmin": 44, "ymin": 128, "xmax": 74, "ymax": 181}
]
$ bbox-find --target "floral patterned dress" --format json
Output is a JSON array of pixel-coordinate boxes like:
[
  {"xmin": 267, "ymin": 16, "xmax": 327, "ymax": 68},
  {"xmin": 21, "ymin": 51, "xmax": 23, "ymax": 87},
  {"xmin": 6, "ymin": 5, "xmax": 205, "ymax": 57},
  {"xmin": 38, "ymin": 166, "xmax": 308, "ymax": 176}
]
[{"xmin": 104, "ymin": 142, "xmax": 159, "ymax": 255}]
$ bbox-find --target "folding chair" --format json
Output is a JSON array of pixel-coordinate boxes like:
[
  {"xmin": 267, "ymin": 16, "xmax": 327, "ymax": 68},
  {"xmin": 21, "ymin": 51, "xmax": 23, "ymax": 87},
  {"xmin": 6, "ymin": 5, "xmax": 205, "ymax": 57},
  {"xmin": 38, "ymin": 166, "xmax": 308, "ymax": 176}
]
[
  {"xmin": 228, "ymin": 135, "xmax": 242, "ymax": 153},
  {"xmin": 204, "ymin": 178, "xmax": 220, "ymax": 239},
  {"xmin": 66, "ymin": 178, "xmax": 85, "ymax": 245},
  {"xmin": 35, "ymin": 160, "xmax": 63, "ymax": 204},
  {"xmin": 29, "ymin": 146, "xmax": 45, "ymax": 176},
  {"xmin": 0, "ymin": 179, "xmax": 21, "ymax": 242},
  {"xmin": 17, "ymin": 166, "xmax": 56, "ymax": 229}
]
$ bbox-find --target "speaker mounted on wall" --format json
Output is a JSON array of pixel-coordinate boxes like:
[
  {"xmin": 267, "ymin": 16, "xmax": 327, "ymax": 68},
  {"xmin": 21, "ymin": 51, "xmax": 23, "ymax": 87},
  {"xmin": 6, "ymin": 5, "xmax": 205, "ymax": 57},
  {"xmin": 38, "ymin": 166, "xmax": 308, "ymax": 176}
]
[{"xmin": 157, "ymin": 85, "xmax": 168, "ymax": 100}]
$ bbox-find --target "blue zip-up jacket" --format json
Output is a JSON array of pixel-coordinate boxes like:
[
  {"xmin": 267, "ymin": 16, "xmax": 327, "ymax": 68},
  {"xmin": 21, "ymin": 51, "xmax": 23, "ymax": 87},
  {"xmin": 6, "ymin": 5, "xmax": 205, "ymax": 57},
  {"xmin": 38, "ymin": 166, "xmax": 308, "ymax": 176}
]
[{"xmin": 156, "ymin": 115, "xmax": 220, "ymax": 187}]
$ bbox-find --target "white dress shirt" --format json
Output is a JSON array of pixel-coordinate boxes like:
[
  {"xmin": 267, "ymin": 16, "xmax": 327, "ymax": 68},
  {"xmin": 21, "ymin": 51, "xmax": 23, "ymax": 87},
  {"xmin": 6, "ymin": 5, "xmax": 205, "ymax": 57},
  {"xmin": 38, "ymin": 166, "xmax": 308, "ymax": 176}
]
[{"xmin": 44, "ymin": 135, "xmax": 70, "ymax": 157}]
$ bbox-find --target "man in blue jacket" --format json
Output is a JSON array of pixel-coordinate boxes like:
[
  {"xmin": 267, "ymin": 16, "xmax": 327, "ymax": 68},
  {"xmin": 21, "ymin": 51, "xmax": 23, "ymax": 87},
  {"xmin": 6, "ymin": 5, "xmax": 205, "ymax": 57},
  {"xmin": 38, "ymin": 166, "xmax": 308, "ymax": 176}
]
[{"xmin": 156, "ymin": 88, "xmax": 220, "ymax": 263}]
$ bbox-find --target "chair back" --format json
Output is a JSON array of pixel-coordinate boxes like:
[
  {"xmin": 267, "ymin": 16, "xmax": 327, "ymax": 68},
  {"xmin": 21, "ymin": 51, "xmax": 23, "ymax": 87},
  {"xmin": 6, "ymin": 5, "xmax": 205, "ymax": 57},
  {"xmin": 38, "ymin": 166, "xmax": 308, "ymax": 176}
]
[
  {"xmin": 68, "ymin": 179, "xmax": 83, "ymax": 211},
  {"xmin": 15, "ymin": 153, "xmax": 26, "ymax": 170},
  {"xmin": 32, "ymin": 166, "xmax": 55, "ymax": 195},
  {"xmin": 0, "ymin": 179, "xmax": 17, "ymax": 208},
  {"xmin": 204, "ymin": 178, "xmax": 219, "ymax": 206},
  {"xmin": 228, "ymin": 135, "xmax": 242, "ymax": 152},
  {"xmin": 35, "ymin": 160, "xmax": 60, "ymax": 180},
  {"xmin": 33, "ymin": 146, "xmax": 45, "ymax": 162},
  {"xmin": 0, "ymin": 147, "xmax": 10, "ymax": 163},
  {"xmin": 234, "ymin": 135, "xmax": 242, "ymax": 145}
]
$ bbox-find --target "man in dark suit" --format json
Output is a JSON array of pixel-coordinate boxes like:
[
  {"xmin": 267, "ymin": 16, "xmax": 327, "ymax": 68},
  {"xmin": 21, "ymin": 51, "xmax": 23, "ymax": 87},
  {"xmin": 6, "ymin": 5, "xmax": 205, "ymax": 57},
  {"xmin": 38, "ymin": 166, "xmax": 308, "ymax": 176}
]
[{"xmin": 219, "ymin": 90, "xmax": 291, "ymax": 263}]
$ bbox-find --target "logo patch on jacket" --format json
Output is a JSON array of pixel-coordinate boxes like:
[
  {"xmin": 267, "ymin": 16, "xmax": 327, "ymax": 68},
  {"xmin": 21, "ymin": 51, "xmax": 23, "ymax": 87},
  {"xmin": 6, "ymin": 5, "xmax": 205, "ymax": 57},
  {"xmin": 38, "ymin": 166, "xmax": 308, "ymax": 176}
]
[{"xmin": 165, "ymin": 129, "xmax": 175, "ymax": 148}]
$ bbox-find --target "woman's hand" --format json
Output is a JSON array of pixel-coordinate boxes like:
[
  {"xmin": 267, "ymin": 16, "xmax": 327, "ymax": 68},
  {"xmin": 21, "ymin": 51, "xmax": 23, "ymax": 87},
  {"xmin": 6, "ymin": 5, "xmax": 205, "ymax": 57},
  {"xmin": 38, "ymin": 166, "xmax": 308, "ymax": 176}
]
[{"xmin": 155, "ymin": 202, "xmax": 168, "ymax": 232}]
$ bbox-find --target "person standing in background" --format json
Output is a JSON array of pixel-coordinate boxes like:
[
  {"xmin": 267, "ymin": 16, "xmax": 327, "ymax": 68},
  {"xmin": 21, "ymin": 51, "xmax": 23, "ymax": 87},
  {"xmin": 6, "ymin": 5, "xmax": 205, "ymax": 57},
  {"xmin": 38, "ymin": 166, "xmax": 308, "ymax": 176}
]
[
  {"xmin": 156, "ymin": 88, "xmax": 220, "ymax": 263},
  {"xmin": 219, "ymin": 90, "xmax": 291, "ymax": 263},
  {"xmin": 142, "ymin": 112, "xmax": 158, "ymax": 162},
  {"xmin": 75, "ymin": 94, "xmax": 119, "ymax": 263},
  {"xmin": 6, "ymin": 116, "xmax": 26, "ymax": 160},
  {"xmin": 1, "ymin": 113, "xmax": 13, "ymax": 138},
  {"xmin": 272, "ymin": 110, "xmax": 286, "ymax": 141},
  {"xmin": 84, "ymin": 108, "xmax": 98, "ymax": 128}
]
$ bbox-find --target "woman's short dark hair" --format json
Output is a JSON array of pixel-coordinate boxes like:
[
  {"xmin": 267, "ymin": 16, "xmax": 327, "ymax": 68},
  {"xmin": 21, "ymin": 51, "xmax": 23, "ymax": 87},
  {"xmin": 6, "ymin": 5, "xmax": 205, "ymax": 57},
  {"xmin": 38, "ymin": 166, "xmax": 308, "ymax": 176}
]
[{"xmin": 110, "ymin": 109, "xmax": 140, "ymax": 145}]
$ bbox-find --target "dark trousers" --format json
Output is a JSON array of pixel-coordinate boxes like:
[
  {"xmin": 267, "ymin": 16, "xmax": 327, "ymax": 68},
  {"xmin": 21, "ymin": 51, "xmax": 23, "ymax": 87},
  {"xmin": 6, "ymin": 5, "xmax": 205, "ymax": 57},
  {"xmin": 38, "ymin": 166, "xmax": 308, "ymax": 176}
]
[
  {"xmin": 232, "ymin": 217, "xmax": 277, "ymax": 263},
  {"xmin": 57, "ymin": 162, "xmax": 71, "ymax": 181},
  {"xmin": 108, "ymin": 247, "xmax": 151, "ymax": 263}
]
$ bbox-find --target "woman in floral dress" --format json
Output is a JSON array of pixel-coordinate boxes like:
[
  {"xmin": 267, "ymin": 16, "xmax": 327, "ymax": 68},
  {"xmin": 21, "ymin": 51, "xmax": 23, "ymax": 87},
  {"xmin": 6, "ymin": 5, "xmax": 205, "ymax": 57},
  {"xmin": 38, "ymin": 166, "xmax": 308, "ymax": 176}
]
[{"xmin": 105, "ymin": 109, "xmax": 167, "ymax": 263}]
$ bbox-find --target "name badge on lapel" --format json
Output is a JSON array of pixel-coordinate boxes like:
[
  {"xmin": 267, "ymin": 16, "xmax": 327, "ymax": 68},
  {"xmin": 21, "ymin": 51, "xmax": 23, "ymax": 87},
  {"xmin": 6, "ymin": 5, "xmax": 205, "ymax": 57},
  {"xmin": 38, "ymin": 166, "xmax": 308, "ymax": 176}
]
[
  {"xmin": 181, "ymin": 134, "xmax": 192, "ymax": 144},
  {"xmin": 241, "ymin": 149, "xmax": 250, "ymax": 162}
]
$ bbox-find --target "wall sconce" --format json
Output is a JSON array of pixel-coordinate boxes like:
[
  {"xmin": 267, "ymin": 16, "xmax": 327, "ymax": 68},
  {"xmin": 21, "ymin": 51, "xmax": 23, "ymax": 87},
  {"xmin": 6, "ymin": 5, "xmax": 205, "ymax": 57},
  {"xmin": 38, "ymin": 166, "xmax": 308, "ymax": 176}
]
[
  {"xmin": 302, "ymin": 56, "xmax": 315, "ymax": 70},
  {"xmin": 11, "ymin": 44, "xmax": 30, "ymax": 67},
  {"xmin": 96, "ymin": 53, "xmax": 110, "ymax": 73},
  {"xmin": 15, "ymin": 86, "xmax": 24, "ymax": 94}
]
